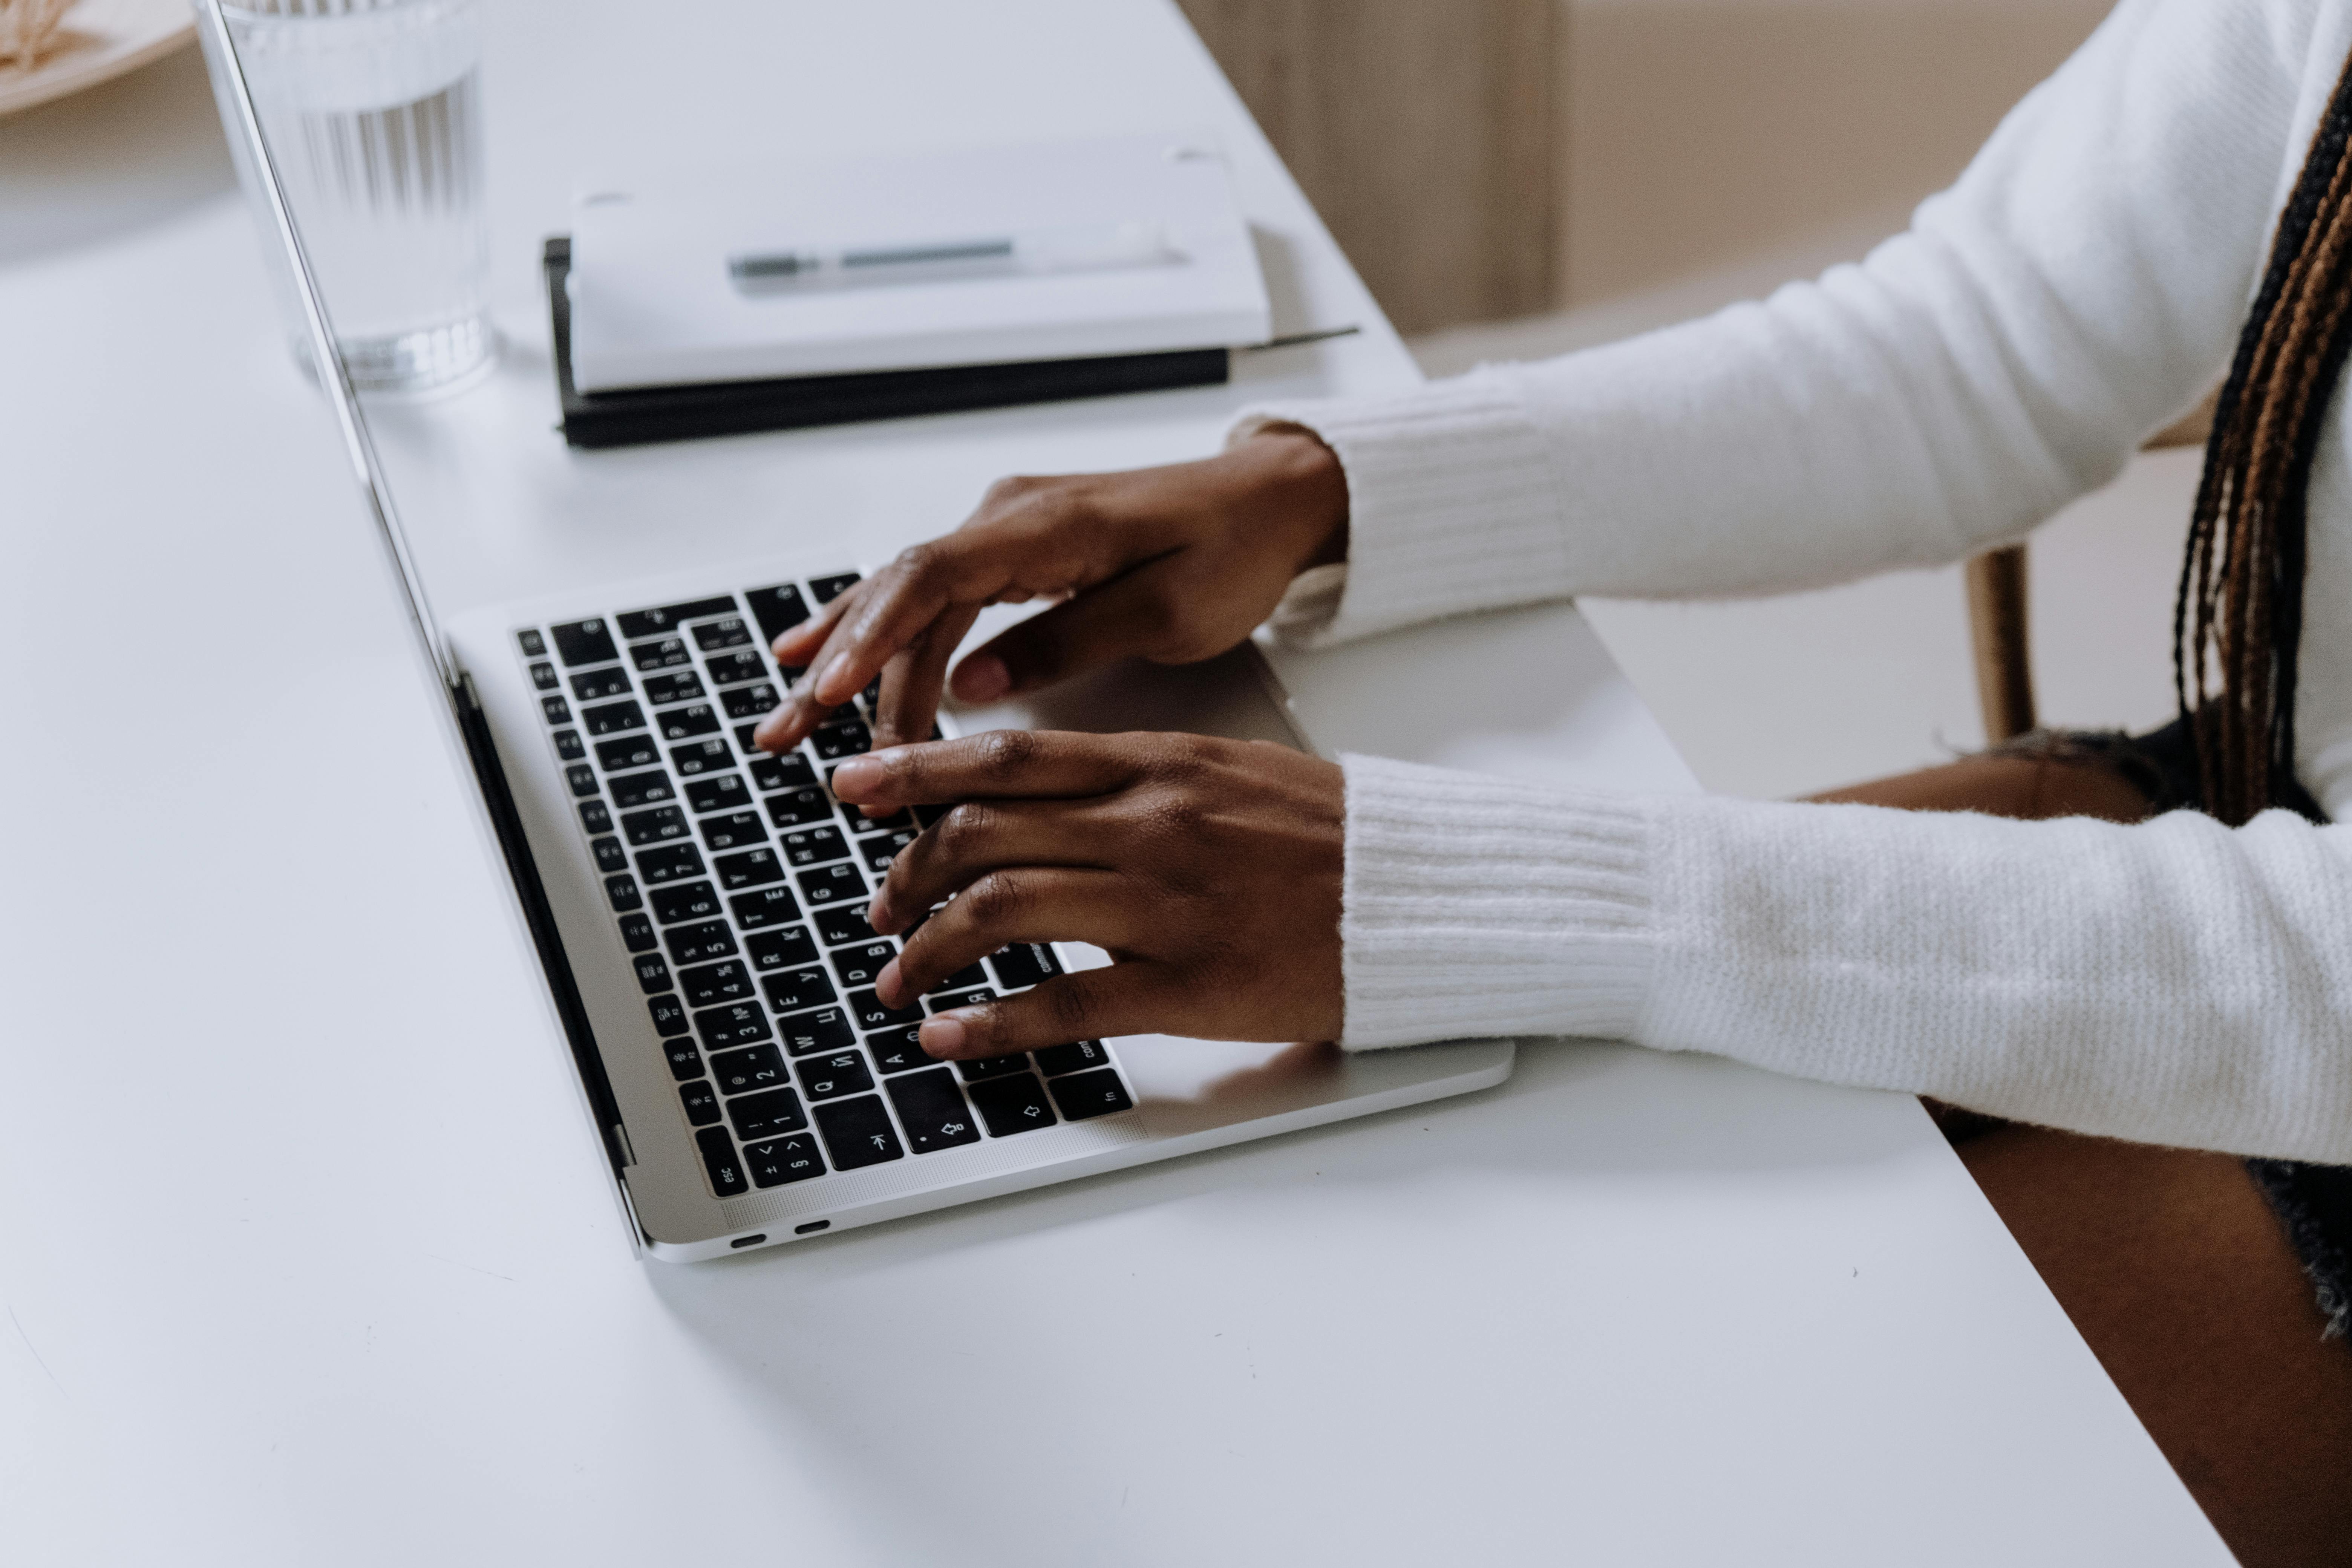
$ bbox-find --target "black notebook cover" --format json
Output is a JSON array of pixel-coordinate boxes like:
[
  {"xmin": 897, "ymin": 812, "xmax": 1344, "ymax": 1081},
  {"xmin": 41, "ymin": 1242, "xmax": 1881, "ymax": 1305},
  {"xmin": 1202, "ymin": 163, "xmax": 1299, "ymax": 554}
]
[{"xmin": 543, "ymin": 237, "xmax": 1231, "ymax": 449}]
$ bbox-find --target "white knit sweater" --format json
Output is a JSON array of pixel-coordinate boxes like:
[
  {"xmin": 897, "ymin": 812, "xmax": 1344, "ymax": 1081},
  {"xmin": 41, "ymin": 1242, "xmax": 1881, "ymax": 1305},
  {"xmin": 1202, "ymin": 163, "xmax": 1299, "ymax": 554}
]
[{"xmin": 1237, "ymin": 0, "xmax": 2352, "ymax": 1166}]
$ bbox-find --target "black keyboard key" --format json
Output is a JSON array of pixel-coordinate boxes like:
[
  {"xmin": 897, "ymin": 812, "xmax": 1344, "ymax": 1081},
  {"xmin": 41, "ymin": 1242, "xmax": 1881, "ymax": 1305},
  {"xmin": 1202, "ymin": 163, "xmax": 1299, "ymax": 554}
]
[
  {"xmin": 914, "ymin": 803, "xmax": 951, "ymax": 828},
  {"xmin": 698, "ymin": 811, "xmax": 767, "ymax": 852},
  {"xmin": 781, "ymin": 1006, "xmax": 856, "ymax": 1056},
  {"xmin": 812, "ymin": 719, "xmax": 872, "ymax": 760},
  {"xmin": 705, "ymin": 649, "xmax": 769, "ymax": 687},
  {"xmin": 814, "ymin": 1094, "xmax": 903, "ymax": 1170},
  {"xmin": 733, "ymin": 722, "xmax": 764, "ymax": 755},
  {"xmin": 855, "ymin": 828, "xmax": 918, "ymax": 874},
  {"xmin": 662, "ymin": 1036, "xmax": 703, "ymax": 1081},
  {"xmin": 553, "ymin": 729, "xmax": 586, "ymax": 761},
  {"xmin": 695, "ymin": 1126, "xmax": 749, "ymax": 1196},
  {"xmin": 655, "ymin": 703, "xmax": 722, "ymax": 741},
  {"xmin": 749, "ymin": 753, "xmax": 816, "ymax": 792},
  {"xmin": 569, "ymin": 667, "xmax": 630, "ymax": 701},
  {"xmin": 745, "ymin": 1133, "xmax": 824, "ymax": 1187},
  {"xmin": 730, "ymin": 885, "xmax": 801, "ymax": 929},
  {"xmin": 781, "ymin": 825, "xmax": 847, "ymax": 867},
  {"xmin": 616, "ymin": 912, "xmax": 657, "ymax": 953},
  {"xmin": 810, "ymin": 572, "xmax": 861, "ymax": 605},
  {"xmin": 764, "ymin": 786, "xmax": 835, "ymax": 830},
  {"xmin": 608, "ymin": 770, "xmax": 675, "ymax": 810},
  {"xmin": 796, "ymin": 863, "xmax": 865, "ymax": 907},
  {"xmin": 1049, "ymin": 1067, "xmax": 1134, "ymax": 1121},
  {"xmin": 887, "ymin": 1068, "xmax": 983, "ymax": 1153},
  {"xmin": 1034, "ymin": 1039, "xmax": 1112, "ymax": 1077},
  {"xmin": 722, "ymin": 683, "xmax": 780, "ymax": 720},
  {"xmin": 616, "ymin": 596, "xmax": 737, "ymax": 641},
  {"xmin": 551, "ymin": 618, "xmax": 618, "ymax": 667},
  {"xmin": 631, "ymin": 952, "xmax": 673, "ymax": 994},
  {"xmin": 516, "ymin": 628, "xmax": 547, "ymax": 657},
  {"xmin": 744, "ymin": 925, "xmax": 819, "ymax": 972},
  {"xmin": 631, "ymin": 635, "xmax": 692, "ymax": 671},
  {"xmin": 594, "ymin": 734, "xmax": 660, "ymax": 773},
  {"xmin": 634, "ymin": 843, "xmax": 705, "ymax": 884},
  {"xmin": 847, "ymin": 988, "xmax": 922, "ymax": 1032},
  {"xmin": 604, "ymin": 873, "xmax": 642, "ymax": 912},
  {"xmin": 709, "ymin": 1041, "xmax": 787, "ymax": 1094},
  {"xmin": 622, "ymin": 805, "xmax": 689, "ymax": 846},
  {"xmin": 578, "ymin": 800, "xmax": 613, "ymax": 834},
  {"xmin": 967, "ymin": 1073, "xmax": 1057, "ymax": 1137},
  {"xmin": 641, "ymin": 671, "xmax": 706, "ymax": 706},
  {"xmin": 956, "ymin": 1053, "xmax": 1031, "ymax": 1083},
  {"xmin": 541, "ymin": 695, "xmax": 573, "ymax": 725},
  {"xmin": 680, "ymin": 1080, "xmax": 723, "ymax": 1127},
  {"xmin": 866, "ymin": 1025, "xmax": 932, "ymax": 1075},
  {"xmin": 527, "ymin": 659, "xmax": 559, "ymax": 691},
  {"xmin": 746, "ymin": 583, "xmax": 810, "ymax": 642},
  {"xmin": 988, "ymin": 942, "xmax": 1062, "ymax": 991},
  {"xmin": 591, "ymin": 836, "xmax": 628, "ymax": 873},
  {"xmin": 816, "ymin": 904, "xmax": 880, "ymax": 946},
  {"xmin": 671, "ymin": 739, "xmax": 731, "ymax": 776},
  {"xmin": 761, "ymin": 966, "xmax": 837, "ymax": 1015},
  {"xmin": 582, "ymin": 699, "xmax": 646, "ymax": 737},
  {"xmin": 696, "ymin": 1002, "xmax": 772, "ymax": 1050},
  {"xmin": 693, "ymin": 616, "xmax": 754, "ymax": 652},
  {"xmin": 684, "ymin": 773, "xmax": 751, "ymax": 814},
  {"xmin": 727, "ymin": 1086, "xmax": 808, "ymax": 1141},
  {"xmin": 566, "ymin": 764, "xmax": 600, "ymax": 798},
  {"xmin": 716, "ymin": 847, "xmax": 786, "ymax": 890},
  {"xmin": 796, "ymin": 1050, "xmax": 875, "ymax": 1101},
  {"xmin": 928, "ymin": 987, "xmax": 992, "ymax": 1013},
  {"xmin": 663, "ymin": 919, "xmax": 738, "ymax": 966},
  {"xmin": 828, "ymin": 941, "xmax": 895, "ymax": 990},
  {"xmin": 839, "ymin": 801, "xmax": 914, "ymax": 833},
  {"xmin": 650, "ymin": 880, "xmax": 723, "ymax": 924},
  {"xmin": 648, "ymin": 994, "xmax": 691, "ymax": 1038},
  {"xmin": 937, "ymin": 962, "xmax": 987, "ymax": 991},
  {"xmin": 680, "ymin": 959, "xmax": 754, "ymax": 1007}
]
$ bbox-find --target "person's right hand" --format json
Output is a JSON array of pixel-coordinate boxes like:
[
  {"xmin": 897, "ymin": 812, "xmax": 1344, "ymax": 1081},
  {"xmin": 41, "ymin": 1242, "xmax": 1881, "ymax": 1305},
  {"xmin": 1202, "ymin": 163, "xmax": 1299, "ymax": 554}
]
[{"xmin": 751, "ymin": 425, "xmax": 1349, "ymax": 759}]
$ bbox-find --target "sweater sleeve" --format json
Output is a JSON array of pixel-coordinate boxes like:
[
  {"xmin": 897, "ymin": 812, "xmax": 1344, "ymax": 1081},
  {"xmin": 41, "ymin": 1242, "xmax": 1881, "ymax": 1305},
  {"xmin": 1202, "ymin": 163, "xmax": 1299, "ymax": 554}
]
[
  {"xmin": 1241, "ymin": 0, "xmax": 2337, "ymax": 647},
  {"xmin": 1341, "ymin": 753, "xmax": 2352, "ymax": 1166}
]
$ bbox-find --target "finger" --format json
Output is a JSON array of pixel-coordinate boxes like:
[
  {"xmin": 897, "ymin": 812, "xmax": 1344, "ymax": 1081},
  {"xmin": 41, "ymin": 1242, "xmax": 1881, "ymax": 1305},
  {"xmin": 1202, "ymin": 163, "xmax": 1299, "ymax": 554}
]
[
  {"xmin": 755, "ymin": 591, "xmax": 862, "ymax": 752},
  {"xmin": 868, "ymin": 801, "xmax": 1118, "ymax": 935},
  {"xmin": 770, "ymin": 582, "xmax": 857, "ymax": 668},
  {"xmin": 870, "ymin": 601, "xmax": 982, "ymax": 753},
  {"xmin": 807, "ymin": 533, "xmax": 1060, "ymax": 710},
  {"xmin": 876, "ymin": 867, "xmax": 1147, "ymax": 1004},
  {"xmin": 830, "ymin": 729, "xmax": 1143, "ymax": 811},
  {"xmin": 949, "ymin": 560, "xmax": 1183, "ymax": 700},
  {"xmin": 918, "ymin": 963, "xmax": 1181, "ymax": 1060}
]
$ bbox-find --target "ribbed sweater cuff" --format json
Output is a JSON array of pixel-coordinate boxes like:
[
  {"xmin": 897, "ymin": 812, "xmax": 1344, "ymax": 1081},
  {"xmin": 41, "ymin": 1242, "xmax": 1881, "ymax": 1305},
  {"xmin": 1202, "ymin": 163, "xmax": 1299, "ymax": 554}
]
[
  {"xmin": 1340, "ymin": 753, "xmax": 1656, "ymax": 1050},
  {"xmin": 1230, "ymin": 367, "xmax": 1573, "ymax": 647}
]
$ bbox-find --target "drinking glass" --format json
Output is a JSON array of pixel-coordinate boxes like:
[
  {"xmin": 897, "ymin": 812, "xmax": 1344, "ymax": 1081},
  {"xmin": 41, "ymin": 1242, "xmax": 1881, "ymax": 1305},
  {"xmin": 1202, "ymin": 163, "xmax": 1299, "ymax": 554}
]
[{"xmin": 208, "ymin": 0, "xmax": 492, "ymax": 392}]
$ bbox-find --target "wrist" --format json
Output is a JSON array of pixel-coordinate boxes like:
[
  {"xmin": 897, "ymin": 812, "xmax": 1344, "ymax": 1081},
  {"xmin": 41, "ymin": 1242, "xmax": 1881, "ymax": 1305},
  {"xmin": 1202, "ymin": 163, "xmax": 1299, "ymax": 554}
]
[{"xmin": 1237, "ymin": 425, "xmax": 1350, "ymax": 573}]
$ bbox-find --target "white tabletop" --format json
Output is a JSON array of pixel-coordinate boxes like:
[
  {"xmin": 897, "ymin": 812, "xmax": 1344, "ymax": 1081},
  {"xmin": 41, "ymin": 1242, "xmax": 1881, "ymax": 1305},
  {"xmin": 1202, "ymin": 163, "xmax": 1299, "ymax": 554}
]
[{"xmin": 0, "ymin": 5, "xmax": 2228, "ymax": 1563}]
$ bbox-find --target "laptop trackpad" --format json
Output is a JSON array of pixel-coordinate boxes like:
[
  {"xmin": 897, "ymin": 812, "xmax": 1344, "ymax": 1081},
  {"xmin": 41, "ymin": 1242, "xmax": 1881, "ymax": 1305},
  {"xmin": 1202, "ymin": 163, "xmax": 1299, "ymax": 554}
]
[{"xmin": 943, "ymin": 644, "xmax": 1305, "ymax": 751}]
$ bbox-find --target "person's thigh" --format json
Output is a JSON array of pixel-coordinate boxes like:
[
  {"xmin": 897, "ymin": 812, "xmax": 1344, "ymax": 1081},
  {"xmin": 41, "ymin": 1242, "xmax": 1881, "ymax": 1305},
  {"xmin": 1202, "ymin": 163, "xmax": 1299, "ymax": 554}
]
[{"xmin": 1962, "ymin": 1127, "xmax": 2352, "ymax": 1566}]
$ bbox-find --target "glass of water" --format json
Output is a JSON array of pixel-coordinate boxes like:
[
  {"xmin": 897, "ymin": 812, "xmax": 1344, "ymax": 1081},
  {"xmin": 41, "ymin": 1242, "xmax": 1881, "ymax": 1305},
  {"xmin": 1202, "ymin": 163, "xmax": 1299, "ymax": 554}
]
[{"xmin": 211, "ymin": 0, "xmax": 491, "ymax": 393}]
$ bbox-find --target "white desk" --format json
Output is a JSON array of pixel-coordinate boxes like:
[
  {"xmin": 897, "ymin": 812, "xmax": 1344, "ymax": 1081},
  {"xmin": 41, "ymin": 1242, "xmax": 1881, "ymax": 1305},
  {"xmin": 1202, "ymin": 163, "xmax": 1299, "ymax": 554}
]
[{"xmin": 0, "ymin": 5, "xmax": 2228, "ymax": 1563}]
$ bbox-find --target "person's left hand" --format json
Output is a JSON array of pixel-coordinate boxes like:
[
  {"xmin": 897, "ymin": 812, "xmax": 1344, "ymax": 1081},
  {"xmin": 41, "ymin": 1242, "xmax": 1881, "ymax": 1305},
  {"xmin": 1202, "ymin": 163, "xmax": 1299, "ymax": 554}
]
[{"xmin": 828, "ymin": 730, "xmax": 1345, "ymax": 1060}]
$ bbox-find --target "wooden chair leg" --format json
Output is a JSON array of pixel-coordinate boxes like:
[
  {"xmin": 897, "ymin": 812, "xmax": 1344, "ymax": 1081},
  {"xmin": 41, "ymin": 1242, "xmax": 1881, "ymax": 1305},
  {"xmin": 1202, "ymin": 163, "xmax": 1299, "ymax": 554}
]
[{"xmin": 1965, "ymin": 544, "xmax": 2035, "ymax": 742}]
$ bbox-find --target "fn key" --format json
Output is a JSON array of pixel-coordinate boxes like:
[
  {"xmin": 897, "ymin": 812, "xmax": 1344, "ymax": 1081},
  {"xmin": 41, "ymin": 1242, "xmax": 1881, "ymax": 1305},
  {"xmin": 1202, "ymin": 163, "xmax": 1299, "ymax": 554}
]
[{"xmin": 694, "ymin": 1126, "xmax": 749, "ymax": 1196}]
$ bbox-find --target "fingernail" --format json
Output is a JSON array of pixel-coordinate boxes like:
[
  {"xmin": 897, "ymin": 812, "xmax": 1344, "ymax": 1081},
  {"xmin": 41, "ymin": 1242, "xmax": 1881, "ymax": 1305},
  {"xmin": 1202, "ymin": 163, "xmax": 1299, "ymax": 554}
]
[
  {"xmin": 920, "ymin": 1015, "xmax": 968, "ymax": 1057},
  {"xmin": 951, "ymin": 652, "xmax": 1011, "ymax": 703},
  {"xmin": 832, "ymin": 755, "xmax": 882, "ymax": 798},
  {"xmin": 814, "ymin": 651, "xmax": 855, "ymax": 704}
]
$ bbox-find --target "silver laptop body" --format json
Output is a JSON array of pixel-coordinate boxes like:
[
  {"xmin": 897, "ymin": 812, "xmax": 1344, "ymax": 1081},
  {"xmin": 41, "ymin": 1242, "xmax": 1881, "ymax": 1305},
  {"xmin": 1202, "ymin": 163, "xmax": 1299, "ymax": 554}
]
[{"xmin": 202, "ymin": 0, "xmax": 1514, "ymax": 1262}]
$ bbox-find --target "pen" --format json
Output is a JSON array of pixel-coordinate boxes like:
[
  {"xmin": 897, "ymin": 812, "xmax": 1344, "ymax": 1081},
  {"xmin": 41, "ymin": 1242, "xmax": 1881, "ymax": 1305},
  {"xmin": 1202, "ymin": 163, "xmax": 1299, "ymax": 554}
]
[{"xmin": 728, "ymin": 220, "xmax": 1180, "ymax": 292}]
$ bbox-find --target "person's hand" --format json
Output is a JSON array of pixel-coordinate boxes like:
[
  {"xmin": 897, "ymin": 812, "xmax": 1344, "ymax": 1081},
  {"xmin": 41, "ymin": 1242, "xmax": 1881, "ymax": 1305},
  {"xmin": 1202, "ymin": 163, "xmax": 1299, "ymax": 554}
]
[
  {"xmin": 827, "ymin": 730, "xmax": 1345, "ymax": 1059},
  {"xmin": 753, "ymin": 427, "xmax": 1347, "ymax": 759}
]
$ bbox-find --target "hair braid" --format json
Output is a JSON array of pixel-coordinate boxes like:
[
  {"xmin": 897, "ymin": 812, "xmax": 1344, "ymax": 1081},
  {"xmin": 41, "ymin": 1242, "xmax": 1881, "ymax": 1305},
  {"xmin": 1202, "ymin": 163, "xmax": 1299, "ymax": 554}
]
[{"xmin": 2176, "ymin": 48, "xmax": 2352, "ymax": 825}]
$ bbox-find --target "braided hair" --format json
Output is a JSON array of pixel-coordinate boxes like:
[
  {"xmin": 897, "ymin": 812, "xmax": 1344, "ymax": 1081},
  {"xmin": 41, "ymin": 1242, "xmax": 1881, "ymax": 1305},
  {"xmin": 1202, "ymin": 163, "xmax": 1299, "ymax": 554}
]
[{"xmin": 2176, "ymin": 52, "xmax": 2352, "ymax": 825}]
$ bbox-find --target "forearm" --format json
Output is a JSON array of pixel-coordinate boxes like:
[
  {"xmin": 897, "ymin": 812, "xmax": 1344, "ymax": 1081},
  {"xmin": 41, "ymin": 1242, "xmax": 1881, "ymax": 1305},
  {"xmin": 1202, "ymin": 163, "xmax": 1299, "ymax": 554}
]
[{"xmin": 1342, "ymin": 755, "xmax": 2352, "ymax": 1165}]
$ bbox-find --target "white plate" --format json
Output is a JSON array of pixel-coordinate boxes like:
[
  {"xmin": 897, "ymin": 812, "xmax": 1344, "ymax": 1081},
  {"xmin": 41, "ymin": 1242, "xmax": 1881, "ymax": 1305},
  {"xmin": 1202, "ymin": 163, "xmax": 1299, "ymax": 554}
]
[{"xmin": 0, "ymin": 0, "xmax": 194, "ymax": 118}]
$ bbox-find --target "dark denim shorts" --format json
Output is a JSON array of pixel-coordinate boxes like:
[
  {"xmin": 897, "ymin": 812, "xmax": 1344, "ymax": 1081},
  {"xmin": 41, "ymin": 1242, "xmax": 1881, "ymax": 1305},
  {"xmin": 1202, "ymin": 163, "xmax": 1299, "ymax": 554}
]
[{"xmin": 2009, "ymin": 717, "xmax": 2351, "ymax": 1339}]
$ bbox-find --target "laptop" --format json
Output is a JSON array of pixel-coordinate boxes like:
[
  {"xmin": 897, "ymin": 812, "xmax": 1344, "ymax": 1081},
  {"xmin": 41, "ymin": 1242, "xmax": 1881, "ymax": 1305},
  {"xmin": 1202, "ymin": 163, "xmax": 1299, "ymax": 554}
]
[{"xmin": 203, "ymin": 2, "xmax": 1515, "ymax": 1261}]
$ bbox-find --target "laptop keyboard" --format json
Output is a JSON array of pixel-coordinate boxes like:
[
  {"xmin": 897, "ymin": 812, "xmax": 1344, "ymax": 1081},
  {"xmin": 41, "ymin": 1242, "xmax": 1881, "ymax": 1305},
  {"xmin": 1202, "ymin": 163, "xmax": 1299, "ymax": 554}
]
[{"xmin": 515, "ymin": 572, "xmax": 1135, "ymax": 1201}]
